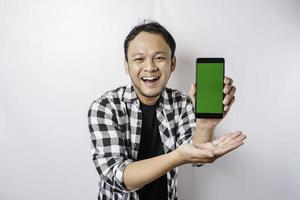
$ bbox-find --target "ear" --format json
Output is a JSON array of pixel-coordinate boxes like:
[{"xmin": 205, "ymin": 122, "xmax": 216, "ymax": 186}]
[
  {"xmin": 171, "ymin": 56, "xmax": 176, "ymax": 72},
  {"xmin": 124, "ymin": 59, "xmax": 129, "ymax": 75}
]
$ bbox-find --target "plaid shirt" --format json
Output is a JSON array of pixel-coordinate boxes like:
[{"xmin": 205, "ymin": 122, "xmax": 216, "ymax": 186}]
[{"xmin": 88, "ymin": 83, "xmax": 196, "ymax": 200}]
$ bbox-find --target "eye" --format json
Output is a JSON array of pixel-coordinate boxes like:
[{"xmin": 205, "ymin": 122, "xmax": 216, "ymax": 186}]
[
  {"xmin": 155, "ymin": 56, "xmax": 166, "ymax": 61},
  {"xmin": 133, "ymin": 57, "xmax": 144, "ymax": 62}
]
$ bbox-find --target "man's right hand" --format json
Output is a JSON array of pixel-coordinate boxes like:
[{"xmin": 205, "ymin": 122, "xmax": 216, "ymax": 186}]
[
  {"xmin": 123, "ymin": 131, "xmax": 246, "ymax": 191},
  {"xmin": 174, "ymin": 131, "xmax": 246, "ymax": 166}
]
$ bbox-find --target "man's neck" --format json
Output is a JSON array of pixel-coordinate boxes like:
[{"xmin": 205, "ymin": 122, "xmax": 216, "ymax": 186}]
[
  {"xmin": 133, "ymin": 89, "xmax": 160, "ymax": 106},
  {"xmin": 137, "ymin": 94, "xmax": 160, "ymax": 106}
]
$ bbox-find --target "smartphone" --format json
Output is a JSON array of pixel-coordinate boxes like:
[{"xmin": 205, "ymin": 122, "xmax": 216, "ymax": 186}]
[{"xmin": 195, "ymin": 58, "xmax": 225, "ymax": 118}]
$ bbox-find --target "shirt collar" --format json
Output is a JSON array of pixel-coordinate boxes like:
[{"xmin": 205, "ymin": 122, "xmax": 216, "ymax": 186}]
[
  {"xmin": 123, "ymin": 83, "xmax": 138, "ymax": 103},
  {"xmin": 123, "ymin": 82, "xmax": 172, "ymax": 111}
]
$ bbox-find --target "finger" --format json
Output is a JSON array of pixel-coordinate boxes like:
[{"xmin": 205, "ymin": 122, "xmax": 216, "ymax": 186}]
[
  {"xmin": 221, "ymin": 131, "xmax": 242, "ymax": 144},
  {"xmin": 223, "ymin": 109, "xmax": 229, "ymax": 118},
  {"xmin": 213, "ymin": 141, "xmax": 244, "ymax": 156},
  {"xmin": 225, "ymin": 134, "xmax": 246, "ymax": 148},
  {"xmin": 224, "ymin": 76, "xmax": 233, "ymax": 85},
  {"xmin": 224, "ymin": 96, "xmax": 235, "ymax": 112},
  {"xmin": 192, "ymin": 83, "xmax": 196, "ymax": 90},
  {"xmin": 188, "ymin": 84, "xmax": 196, "ymax": 101},
  {"xmin": 217, "ymin": 131, "xmax": 242, "ymax": 146},
  {"xmin": 227, "ymin": 134, "xmax": 247, "ymax": 146},
  {"xmin": 188, "ymin": 83, "xmax": 196, "ymax": 97},
  {"xmin": 223, "ymin": 84, "xmax": 233, "ymax": 94},
  {"xmin": 223, "ymin": 85, "xmax": 236, "ymax": 96},
  {"xmin": 212, "ymin": 135, "xmax": 229, "ymax": 146},
  {"xmin": 227, "ymin": 86, "xmax": 236, "ymax": 98},
  {"xmin": 223, "ymin": 87, "xmax": 236, "ymax": 105},
  {"xmin": 213, "ymin": 132, "xmax": 236, "ymax": 144}
]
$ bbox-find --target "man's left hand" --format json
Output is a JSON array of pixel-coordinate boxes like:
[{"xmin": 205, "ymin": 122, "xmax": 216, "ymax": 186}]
[{"xmin": 188, "ymin": 76, "xmax": 236, "ymax": 129}]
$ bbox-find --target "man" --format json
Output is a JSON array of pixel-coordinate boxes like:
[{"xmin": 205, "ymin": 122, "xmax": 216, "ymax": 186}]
[{"xmin": 88, "ymin": 20, "xmax": 246, "ymax": 200}]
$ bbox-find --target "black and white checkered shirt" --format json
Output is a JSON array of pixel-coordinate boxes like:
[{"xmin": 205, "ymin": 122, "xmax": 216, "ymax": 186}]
[{"xmin": 88, "ymin": 83, "xmax": 196, "ymax": 200}]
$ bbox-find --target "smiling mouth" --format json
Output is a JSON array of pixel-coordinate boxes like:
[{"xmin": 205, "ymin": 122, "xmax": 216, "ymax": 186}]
[{"xmin": 141, "ymin": 76, "xmax": 160, "ymax": 84}]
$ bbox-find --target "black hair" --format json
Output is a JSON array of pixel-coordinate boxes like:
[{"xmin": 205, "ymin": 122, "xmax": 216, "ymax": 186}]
[{"xmin": 124, "ymin": 19, "xmax": 176, "ymax": 62}]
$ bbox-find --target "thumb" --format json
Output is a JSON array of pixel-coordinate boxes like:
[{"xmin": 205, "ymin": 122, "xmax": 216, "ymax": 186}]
[{"xmin": 188, "ymin": 84, "xmax": 196, "ymax": 104}]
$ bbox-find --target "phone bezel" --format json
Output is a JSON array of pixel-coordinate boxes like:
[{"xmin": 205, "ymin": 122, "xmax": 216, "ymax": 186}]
[{"xmin": 195, "ymin": 58, "xmax": 225, "ymax": 119}]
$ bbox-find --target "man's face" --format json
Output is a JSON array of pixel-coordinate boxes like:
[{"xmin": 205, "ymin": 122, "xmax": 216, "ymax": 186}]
[{"xmin": 125, "ymin": 31, "xmax": 176, "ymax": 105}]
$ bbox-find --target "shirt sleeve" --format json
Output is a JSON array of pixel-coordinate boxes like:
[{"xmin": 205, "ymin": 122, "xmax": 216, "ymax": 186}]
[
  {"xmin": 88, "ymin": 98, "xmax": 139, "ymax": 193},
  {"xmin": 176, "ymin": 96, "xmax": 196, "ymax": 146}
]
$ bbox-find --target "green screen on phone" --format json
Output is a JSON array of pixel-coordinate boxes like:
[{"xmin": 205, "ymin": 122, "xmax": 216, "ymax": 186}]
[{"xmin": 196, "ymin": 62, "xmax": 224, "ymax": 114}]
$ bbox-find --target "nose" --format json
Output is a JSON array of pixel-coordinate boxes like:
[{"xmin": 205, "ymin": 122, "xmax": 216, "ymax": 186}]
[{"xmin": 143, "ymin": 58, "xmax": 158, "ymax": 72}]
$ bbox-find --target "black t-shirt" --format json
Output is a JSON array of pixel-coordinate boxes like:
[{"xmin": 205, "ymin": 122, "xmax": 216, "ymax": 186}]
[{"xmin": 136, "ymin": 102, "xmax": 168, "ymax": 200}]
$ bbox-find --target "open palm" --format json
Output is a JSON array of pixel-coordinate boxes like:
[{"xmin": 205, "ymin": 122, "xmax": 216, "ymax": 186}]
[
  {"xmin": 176, "ymin": 131, "xmax": 246, "ymax": 164},
  {"xmin": 194, "ymin": 131, "xmax": 246, "ymax": 158}
]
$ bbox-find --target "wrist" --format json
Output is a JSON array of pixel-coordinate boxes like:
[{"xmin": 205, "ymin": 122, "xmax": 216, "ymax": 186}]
[
  {"xmin": 194, "ymin": 123, "xmax": 215, "ymax": 144},
  {"xmin": 169, "ymin": 149, "xmax": 185, "ymax": 168},
  {"xmin": 196, "ymin": 121, "xmax": 216, "ymax": 131}
]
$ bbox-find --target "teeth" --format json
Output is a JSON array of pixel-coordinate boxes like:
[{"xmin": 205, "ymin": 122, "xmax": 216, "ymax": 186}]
[{"xmin": 142, "ymin": 76, "xmax": 159, "ymax": 81}]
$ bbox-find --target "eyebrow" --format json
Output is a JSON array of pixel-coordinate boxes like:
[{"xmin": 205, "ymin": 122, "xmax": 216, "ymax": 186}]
[
  {"xmin": 131, "ymin": 53, "xmax": 144, "ymax": 57},
  {"xmin": 131, "ymin": 51, "xmax": 168, "ymax": 57}
]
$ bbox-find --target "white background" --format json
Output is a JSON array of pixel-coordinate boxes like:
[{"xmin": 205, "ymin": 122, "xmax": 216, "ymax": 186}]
[{"xmin": 1, "ymin": 0, "xmax": 299, "ymax": 199}]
